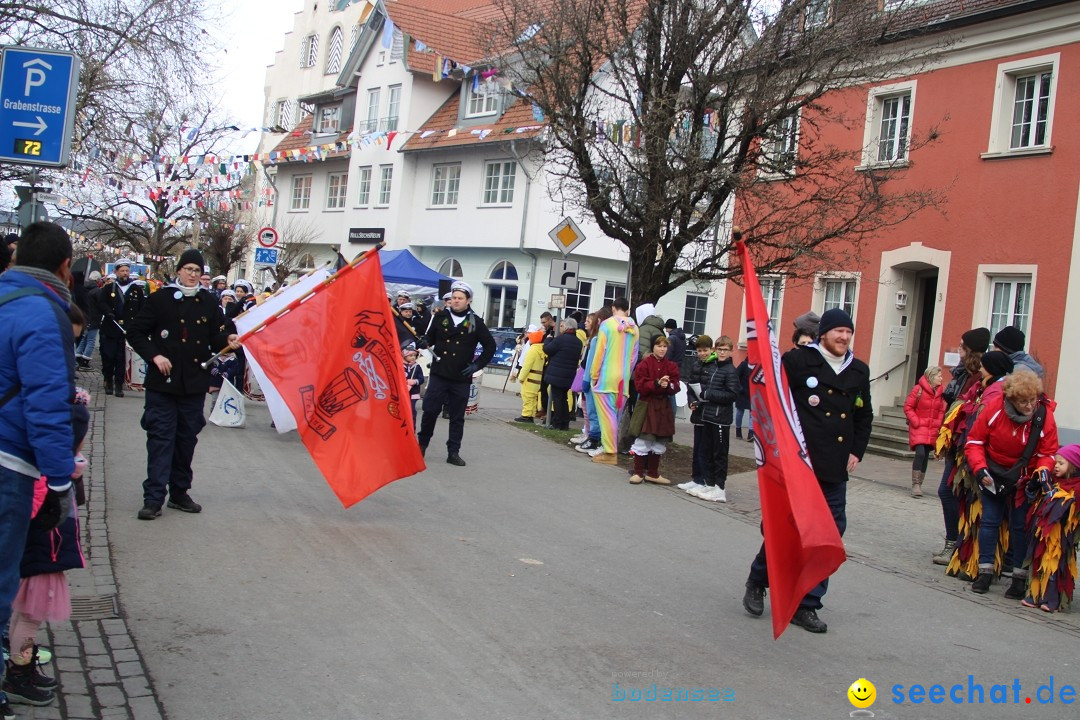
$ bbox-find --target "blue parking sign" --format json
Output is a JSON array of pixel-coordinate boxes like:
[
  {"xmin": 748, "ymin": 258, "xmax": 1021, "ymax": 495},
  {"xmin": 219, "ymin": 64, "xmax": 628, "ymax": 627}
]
[{"xmin": 0, "ymin": 46, "xmax": 81, "ymax": 167}]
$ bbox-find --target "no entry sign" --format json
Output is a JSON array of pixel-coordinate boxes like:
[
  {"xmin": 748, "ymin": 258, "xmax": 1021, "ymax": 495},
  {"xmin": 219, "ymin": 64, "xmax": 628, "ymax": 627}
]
[{"xmin": 257, "ymin": 227, "xmax": 279, "ymax": 248}]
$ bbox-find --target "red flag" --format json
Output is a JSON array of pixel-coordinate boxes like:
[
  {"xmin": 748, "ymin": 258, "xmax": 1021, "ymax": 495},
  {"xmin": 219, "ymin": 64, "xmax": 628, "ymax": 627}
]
[
  {"xmin": 242, "ymin": 252, "xmax": 424, "ymax": 507},
  {"xmin": 736, "ymin": 241, "xmax": 846, "ymax": 638}
]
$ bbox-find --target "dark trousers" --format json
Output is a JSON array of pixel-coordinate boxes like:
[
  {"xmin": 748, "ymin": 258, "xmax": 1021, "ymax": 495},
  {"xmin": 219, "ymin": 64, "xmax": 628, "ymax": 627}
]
[
  {"xmin": 937, "ymin": 455, "xmax": 960, "ymax": 542},
  {"xmin": 141, "ymin": 390, "xmax": 207, "ymax": 507},
  {"xmin": 99, "ymin": 334, "xmax": 126, "ymax": 386},
  {"xmin": 0, "ymin": 467, "xmax": 34, "ymax": 689},
  {"xmin": 978, "ymin": 487, "xmax": 1028, "ymax": 569},
  {"xmin": 748, "ymin": 480, "xmax": 847, "ymax": 610},
  {"xmin": 691, "ymin": 425, "xmax": 704, "ymax": 481},
  {"xmin": 701, "ymin": 423, "xmax": 730, "ymax": 488},
  {"xmin": 550, "ymin": 384, "xmax": 571, "ymax": 430},
  {"xmin": 912, "ymin": 444, "xmax": 931, "ymax": 473},
  {"xmin": 417, "ymin": 374, "xmax": 470, "ymax": 454}
]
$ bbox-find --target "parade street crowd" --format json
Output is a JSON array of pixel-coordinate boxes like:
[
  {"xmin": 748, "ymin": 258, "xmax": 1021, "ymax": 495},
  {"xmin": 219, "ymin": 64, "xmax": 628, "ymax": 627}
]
[{"xmin": 0, "ymin": 222, "xmax": 1076, "ymax": 717}]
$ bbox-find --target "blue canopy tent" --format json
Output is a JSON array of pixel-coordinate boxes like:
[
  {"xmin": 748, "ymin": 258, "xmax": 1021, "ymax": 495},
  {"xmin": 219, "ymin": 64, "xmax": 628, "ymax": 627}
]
[{"xmin": 379, "ymin": 248, "xmax": 452, "ymax": 289}]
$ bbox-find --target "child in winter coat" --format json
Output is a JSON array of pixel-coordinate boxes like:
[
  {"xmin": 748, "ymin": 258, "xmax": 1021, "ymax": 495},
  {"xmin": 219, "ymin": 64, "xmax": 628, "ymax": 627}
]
[
  {"xmin": 628, "ymin": 334, "xmax": 680, "ymax": 485},
  {"xmin": 1021, "ymin": 444, "xmax": 1080, "ymax": 612},
  {"xmin": 403, "ymin": 345, "xmax": 425, "ymax": 429},
  {"xmin": 903, "ymin": 366, "xmax": 946, "ymax": 498}
]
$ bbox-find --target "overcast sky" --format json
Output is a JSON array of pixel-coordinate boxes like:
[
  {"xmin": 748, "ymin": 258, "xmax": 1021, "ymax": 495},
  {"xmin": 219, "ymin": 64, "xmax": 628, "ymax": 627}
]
[{"xmin": 211, "ymin": 0, "xmax": 306, "ymax": 150}]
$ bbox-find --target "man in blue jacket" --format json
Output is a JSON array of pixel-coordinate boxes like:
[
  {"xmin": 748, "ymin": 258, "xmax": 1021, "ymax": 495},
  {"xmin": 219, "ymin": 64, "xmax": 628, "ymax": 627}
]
[{"xmin": 0, "ymin": 222, "xmax": 76, "ymax": 707}]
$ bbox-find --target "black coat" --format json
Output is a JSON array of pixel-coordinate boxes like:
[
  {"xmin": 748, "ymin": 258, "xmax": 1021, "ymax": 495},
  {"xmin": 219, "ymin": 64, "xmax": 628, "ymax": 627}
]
[
  {"xmin": 687, "ymin": 356, "xmax": 739, "ymax": 425},
  {"xmin": 736, "ymin": 358, "xmax": 751, "ymax": 411},
  {"xmin": 783, "ymin": 345, "xmax": 873, "ymax": 484},
  {"xmin": 423, "ymin": 307, "xmax": 496, "ymax": 383},
  {"xmin": 127, "ymin": 286, "xmax": 235, "ymax": 395},
  {"xmin": 666, "ymin": 328, "xmax": 687, "ymax": 372},
  {"xmin": 393, "ymin": 312, "xmax": 422, "ymax": 350},
  {"xmin": 543, "ymin": 331, "xmax": 583, "ymax": 389},
  {"xmin": 93, "ymin": 280, "xmax": 147, "ymax": 339}
]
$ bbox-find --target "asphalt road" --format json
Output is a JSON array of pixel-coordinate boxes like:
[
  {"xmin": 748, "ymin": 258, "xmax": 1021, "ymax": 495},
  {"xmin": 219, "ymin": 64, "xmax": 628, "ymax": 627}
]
[{"xmin": 103, "ymin": 394, "xmax": 1080, "ymax": 720}]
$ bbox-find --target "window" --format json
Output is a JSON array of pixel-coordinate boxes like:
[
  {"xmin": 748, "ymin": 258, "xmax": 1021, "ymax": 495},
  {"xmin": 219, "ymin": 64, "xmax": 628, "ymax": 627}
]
[
  {"xmin": 860, "ymin": 81, "xmax": 916, "ymax": 168},
  {"xmin": 377, "ymin": 165, "xmax": 393, "ymax": 206},
  {"xmin": 466, "ymin": 79, "xmax": 502, "ymax": 117},
  {"xmin": 299, "ymin": 254, "xmax": 316, "ymax": 270},
  {"xmin": 877, "ymin": 93, "xmax": 910, "ymax": 162},
  {"xmin": 486, "ymin": 261, "xmax": 519, "ymax": 328},
  {"xmin": 604, "ymin": 282, "xmax": 627, "ymax": 306},
  {"xmin": 326, "ymin": 27, "xmax": 343, "ymax": 74},
  {"xmin": 349, "ymin": 25, "xmax": 358, "ymax": 52},
  {"xmin": 565, "ymin": 280, "xmax": 593, "ymax": 317},
  {"xmin": 1010, "ymin": 71, "xmax": 1052, "ymax": 149},
  {"xmin": 482, "ymin": 161, "xmax": 516, "ymax": 205},
  {"xmin": 804, "ymin": 0, "xmax": 830, "ymax": 29},
  {"xmin": 290, "ymin": 175, "xmax": 312, "ymax": 210},
  {"xmin": 438, "ymin": 258, "xmax": 463, "ymax": 278},
  {"xmin": 316, "ymin": 104, "xmax": 341, "ymax": 134},
  {"xmin": 356, "ymin": 166, "xmax": 372, "ymax": 206},
  {"xmin": 683, "ymin": 293, "xmax": 708, "ymax": 336},
  {"xmin": 985, "ymin": 55, "xmax": 1059, "ymax": 157},
  {"xmin": 326, "ymin": 172, "xmax": 348, "ymax": 210},
  {"xmin": 823, "ymin": 278, "xmax": 857, "ymax": 316},
  {"xmin": 431, "ymin": 164, "xmax": 461, "ymax": 206},
  {"xmin": 761, "ymin": 113, "xmax": 799, "ymax": 177},
  {"xmin": 988, "ymin": 277, "xmax": 1032, "ymax": 337},
  {"xmin": 365, "ymin": 88, "xmax": 380, "ymax": 132},
  {"xmin": 305, "ymin": 34, "xmax": 319, "ymax": 68},
  {"xmin": 387, "ymin": 85, "xmax": 401, "ymax": 132},
  {"xmin": 274, "ymin": 99, "xmax": 294, "ymax": 130},
  {"xmin": 761, "ymin": 276, "xmax": 783, "ymax": 320}
]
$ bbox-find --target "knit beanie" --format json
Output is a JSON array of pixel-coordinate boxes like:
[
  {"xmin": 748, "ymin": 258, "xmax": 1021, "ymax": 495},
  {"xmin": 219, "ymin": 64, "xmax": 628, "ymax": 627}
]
[
  {"xmin": 961, "ymin": 327, "xmax": 990, "ymax": 354},
  {"xmin": 793, "ymin": 311, "xmax": 821, "ymax": 337},
  {"xmin": 177, "ymin": 248, "xmax": 205, "ymax": 271},
  {"xmin": 980, "ymin": 350, "xmax": 1014, "ymax": 378},
  {"xmin": 1057, "ymin": 445, "xmax": 1080, "ymax": 475},
  {"xmin": 993, "ymin": 326, "xmax": 1025, "ymax": 355},
  {"xmin": 816, "ymin": 308, "xmax": 854, "ymax": 338}
]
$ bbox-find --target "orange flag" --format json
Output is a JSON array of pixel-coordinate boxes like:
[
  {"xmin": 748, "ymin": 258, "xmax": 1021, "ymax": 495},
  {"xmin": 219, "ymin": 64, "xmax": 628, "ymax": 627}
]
[
  {"xmin": 242, "ymin": 252, "xmax": 425, "ymax": 507},
  {"xmin": 736, "ymin": 240, "xmax": 846, "ymax": 638}
]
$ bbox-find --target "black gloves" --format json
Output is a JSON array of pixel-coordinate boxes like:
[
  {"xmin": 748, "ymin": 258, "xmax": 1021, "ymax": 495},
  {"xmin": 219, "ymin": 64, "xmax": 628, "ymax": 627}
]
[
  {"xmin": 35, "ymin": 486, "xmax": 74, "ymax": 530},
  {"xmin": 461, "ymin": 363, "xmax": 480, "ymax": 378}
]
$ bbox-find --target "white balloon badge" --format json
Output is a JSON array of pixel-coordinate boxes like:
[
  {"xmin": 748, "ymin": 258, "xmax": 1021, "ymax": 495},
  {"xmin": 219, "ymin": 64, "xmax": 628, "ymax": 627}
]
[{"xmin": 806, "ymin": 376, "xmax": 819, "ymax": 389}]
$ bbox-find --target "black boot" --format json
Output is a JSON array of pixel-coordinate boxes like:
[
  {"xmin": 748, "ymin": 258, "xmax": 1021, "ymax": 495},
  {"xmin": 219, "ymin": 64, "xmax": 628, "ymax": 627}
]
[
  {"xmin": 419, "ymin": 443, "xmax": 427, "ymax": 458},
  {"xmin": 1004, "ymin": 576, "xmax": 1027, "ymax": 599},
  {"xmin": 28, "ymin": 647, "xmax": 57, "ymax": 690},
  {"xmin": 736, "ymin": 428, "xmax": 743, "ymax": 440},
  {"xmin": 743, "ymin": 581, "xmax": 766, "ymax": 617},
  {"xmin": 137, "ymin": 504, "xmax": 162, "ymax": 520},
  {"xmin": 114, "ymin": 384, "xmax": 124, "ymax": 398},
  {"xmin": 104, "ymin": 379, "xmax": 113, "ymax": 395},
  {"xmin": 446, "ymin": 453, "xmax": 466, "ymax": 467},
  {"xmin": 791, "ymin": 607, "xmax": 828, "ymax": 633},
  {"xmin": 3, "ymin": 659, "xmax": 55, "ymax": 706},
  {"xmin": 167, "ymin": 492, "xmax": 202, "ymax": 513},
  {"xmin": 971, "ymin": 572, "xmax": 993, "ymax": 594}
]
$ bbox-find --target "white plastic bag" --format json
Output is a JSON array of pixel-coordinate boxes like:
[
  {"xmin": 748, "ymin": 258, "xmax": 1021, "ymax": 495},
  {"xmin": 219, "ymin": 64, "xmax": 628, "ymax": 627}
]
[{"xmin": 209, "ymin": 379, "xmax": 246, "ymax": 428}]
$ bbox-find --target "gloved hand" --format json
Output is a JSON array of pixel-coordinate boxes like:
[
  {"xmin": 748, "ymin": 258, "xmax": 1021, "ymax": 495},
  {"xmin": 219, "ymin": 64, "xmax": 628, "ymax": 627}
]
[
  {"xmin": 460, "ymin": 363, "xmax": 480, "ymax": 378},
  {"xmin": 35, "ymin": 485, "xmax": 74, "ymax": 530}
]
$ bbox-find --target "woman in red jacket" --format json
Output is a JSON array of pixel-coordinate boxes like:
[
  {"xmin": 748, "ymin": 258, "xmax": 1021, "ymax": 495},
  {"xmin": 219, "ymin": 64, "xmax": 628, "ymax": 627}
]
[
  {"xmin": 904, "ymin": 366, "xmax": 946, "ymax": 497},
  {"xmin": 964, "ymin": 368, "xmax": 1058, "ymax": 597}
]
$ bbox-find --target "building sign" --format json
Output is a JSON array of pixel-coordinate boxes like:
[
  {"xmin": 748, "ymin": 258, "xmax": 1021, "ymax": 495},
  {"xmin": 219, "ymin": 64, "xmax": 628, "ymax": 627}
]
[{"xmin": 348, "ymin": 227, "xmax": 385, "ymax": 244}]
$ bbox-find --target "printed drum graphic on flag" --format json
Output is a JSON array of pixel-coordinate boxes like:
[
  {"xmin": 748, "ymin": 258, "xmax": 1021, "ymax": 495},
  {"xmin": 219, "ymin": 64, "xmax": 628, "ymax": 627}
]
[{"xmin": 300, "ymin": 368, "xmax": 369, "ymax": 440}]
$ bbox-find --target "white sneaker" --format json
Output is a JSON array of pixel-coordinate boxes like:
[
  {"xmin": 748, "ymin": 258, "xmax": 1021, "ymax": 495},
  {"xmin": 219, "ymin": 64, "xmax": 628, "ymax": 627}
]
[
  {"xmin": 683, "ymin": 482, "xmax": 707, "ymax": 495},
  {"xmin": 677, "ymin": 480, "xmax": 699, "ymax": 490},
  {"xmin": 702, "ymin": 486, "xmax": 727, "ymax": 503},
  {"xmin": 569, "ymin": 433, "xmax": 588, "ymax": 445},
  {"xmin": 588, "ymin": 447, "xmax": 606, "ymax": 457},
  {"xmin": 688, "ymin": 484, "xmax": 712, "ymax": 498}
]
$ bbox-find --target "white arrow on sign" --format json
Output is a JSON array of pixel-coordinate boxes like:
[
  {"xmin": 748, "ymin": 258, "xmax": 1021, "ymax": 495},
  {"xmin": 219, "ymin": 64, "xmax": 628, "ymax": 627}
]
[{"xmin": 13, "ymin": 116, "xmax": 48, "ymax": 136}]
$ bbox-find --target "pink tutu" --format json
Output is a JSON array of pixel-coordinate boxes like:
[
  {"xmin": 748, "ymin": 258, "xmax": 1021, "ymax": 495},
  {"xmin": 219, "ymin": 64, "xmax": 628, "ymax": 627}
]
[{"xmin": 12, "ymin": 573, "xmax": 71, "ymax": 623}]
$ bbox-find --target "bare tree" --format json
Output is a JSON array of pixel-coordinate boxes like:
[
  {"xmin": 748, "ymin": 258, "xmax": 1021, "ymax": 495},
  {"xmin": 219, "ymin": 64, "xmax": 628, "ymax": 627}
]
[
  {"xmin": 198, "ymin": 205, "xmax": 253, "ymax": 277},
  {"xmin": 491, "ymin": 0, "xmax": 949, "ymax": 305},
  {"xmin": 268, "ymin": 217, "xmax": 322, "ymax": 287}
]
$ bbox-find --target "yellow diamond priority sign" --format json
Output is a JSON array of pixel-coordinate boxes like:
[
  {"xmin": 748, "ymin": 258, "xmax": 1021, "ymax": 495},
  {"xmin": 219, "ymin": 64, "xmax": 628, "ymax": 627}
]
[{"xmin": 548, "ymin": 217, "xmax": 586, "ymax": 256}]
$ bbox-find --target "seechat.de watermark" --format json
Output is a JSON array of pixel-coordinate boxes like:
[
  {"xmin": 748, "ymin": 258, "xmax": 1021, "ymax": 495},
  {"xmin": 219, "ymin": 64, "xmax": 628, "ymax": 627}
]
[{"xmin": 612, "ymin": 682, "xmax": 735, "ymax": 702}]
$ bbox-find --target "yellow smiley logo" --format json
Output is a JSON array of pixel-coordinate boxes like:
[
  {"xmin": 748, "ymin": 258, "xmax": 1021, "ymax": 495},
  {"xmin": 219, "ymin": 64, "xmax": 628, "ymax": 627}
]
[{"xmin": 848, "ymin": 678, "xmax": 876, "ymax": 709}]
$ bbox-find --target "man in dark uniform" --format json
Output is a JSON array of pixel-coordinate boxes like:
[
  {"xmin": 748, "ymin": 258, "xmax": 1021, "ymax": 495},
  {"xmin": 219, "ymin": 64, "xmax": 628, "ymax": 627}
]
[
  {"xmin": 127, "ymin": 248, "xmax": 239, "ymax": 520},
  {"xmin": 416, "ymin": 281, "xmax": 496, "ymax": 466},
  {"xmin": 93, "ymin": 258, "xmax": 147, "ymax": 397},
  {"xmin": 741, "ymin": 308, "xmax": 872, "ymax": 634}
]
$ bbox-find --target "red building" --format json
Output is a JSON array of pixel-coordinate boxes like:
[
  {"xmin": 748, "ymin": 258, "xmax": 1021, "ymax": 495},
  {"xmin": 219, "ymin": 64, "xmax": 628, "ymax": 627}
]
[{"xmin": 723, "ymin": 0, "xmax": 1080, "ymax": 442}]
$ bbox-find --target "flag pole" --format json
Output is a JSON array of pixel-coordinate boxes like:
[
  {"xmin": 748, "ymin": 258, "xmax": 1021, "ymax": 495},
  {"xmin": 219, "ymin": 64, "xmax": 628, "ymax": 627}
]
[{"xmin": 202, "ymin": 243, "xmax": 385, "ymax": 369}]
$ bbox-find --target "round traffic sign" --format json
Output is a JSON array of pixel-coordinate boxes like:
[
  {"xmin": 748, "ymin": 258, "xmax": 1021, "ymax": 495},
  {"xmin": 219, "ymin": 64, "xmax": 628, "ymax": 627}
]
[{"xmin": 257, "ymin": 227, "xmax": 279, "ymax": 248}]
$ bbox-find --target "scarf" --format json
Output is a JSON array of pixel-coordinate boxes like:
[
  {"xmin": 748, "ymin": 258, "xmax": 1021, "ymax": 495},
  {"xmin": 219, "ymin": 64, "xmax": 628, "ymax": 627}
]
[
  {"xmin": 11, "ymin": 265, "xmax": 72, "ymax": 304},
  {"xmin": 1004, "ymin": 398, "xmax": 1035, "ymax": 425},
  {"xmin": 170, "ymin": 282, "xmax": 200, "ymax": 298}
]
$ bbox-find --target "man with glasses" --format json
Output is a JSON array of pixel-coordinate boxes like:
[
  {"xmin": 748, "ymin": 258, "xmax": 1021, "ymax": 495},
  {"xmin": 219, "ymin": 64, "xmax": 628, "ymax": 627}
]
[{"xmin": 127, "ymin": 249, "xmax": 240, "ymax": 520}]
